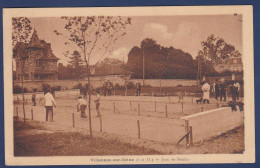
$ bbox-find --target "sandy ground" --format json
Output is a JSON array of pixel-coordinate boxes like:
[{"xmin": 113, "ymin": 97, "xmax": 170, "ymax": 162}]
[{"xmin": 13, "ymin": 95, "xmax": 235, "ymax": 144}]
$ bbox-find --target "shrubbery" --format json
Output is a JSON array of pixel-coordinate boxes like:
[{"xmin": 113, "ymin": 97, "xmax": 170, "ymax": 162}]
[{"xmin": 13, "ymin": 85, "xmax": 28, "ymax": 94}]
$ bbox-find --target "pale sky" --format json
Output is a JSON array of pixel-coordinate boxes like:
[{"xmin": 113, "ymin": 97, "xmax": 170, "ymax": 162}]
[{"xmin": 29, "ymin": 15, "xmax": 242, "ymax": 65}]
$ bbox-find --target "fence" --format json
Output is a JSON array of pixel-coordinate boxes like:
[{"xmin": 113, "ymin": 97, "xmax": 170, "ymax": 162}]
[{"xmin": 180, "ymin": 107, "xmax": 244, "ymax": 143}]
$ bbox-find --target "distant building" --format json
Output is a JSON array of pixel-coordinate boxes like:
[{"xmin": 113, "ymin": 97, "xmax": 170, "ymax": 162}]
[
  {"xmin": 214, "ymin": 57, "xmax": 243, "ymax": 73},
  {"xmin": 13, "ymin": 29, "xmax": 59, "ymax": 81}
]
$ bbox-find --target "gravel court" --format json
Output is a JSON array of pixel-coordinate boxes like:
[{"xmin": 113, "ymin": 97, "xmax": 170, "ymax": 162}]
[{"xmin": 13, "ymin": 95, "xmax": 231, "ymax": 144}]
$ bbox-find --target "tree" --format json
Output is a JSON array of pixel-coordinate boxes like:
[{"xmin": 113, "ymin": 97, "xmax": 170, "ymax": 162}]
[
  {"xmin": 198, "ymin": 34, "xmax": 241, "ymax": 65},
  {"xmin": 54, "ymin": 16, "xmax": 131, "ymax": 137},
  {"xmin": 95, "ymin": 58, "xmax": 126, "ymax": 75},
  {"xmin": 67, "ymin": 50, "xmax": 86, "ymax": 79},
  {"xmin": 12, "ymin": 17, "xmax": 33, "ymax": 123},
  {"xmin": 126, "ymin": 38, "xmax": 197, "ymax": 79},
  {"xmin": 12, "ymin": 17, "xmax": 33, "ymax": 47}
]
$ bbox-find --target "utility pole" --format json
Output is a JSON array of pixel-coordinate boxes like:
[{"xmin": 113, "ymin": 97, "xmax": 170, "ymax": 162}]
[
  {"xmin": 142, "ymin": 48, "xmax": 145, "ymax": 86},
  {"xmin": 197, "ymin": 57, "xmax": 200, "ymax": 85}
]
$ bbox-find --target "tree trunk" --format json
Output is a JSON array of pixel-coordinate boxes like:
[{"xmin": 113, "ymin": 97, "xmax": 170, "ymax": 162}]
[
  {"xmin": 22, "ymin": 60, "xmax": 25, "ymax": 123},
  {"xmin": 87, "ymin": 68, "xmax": 92, "ymax": 138}
]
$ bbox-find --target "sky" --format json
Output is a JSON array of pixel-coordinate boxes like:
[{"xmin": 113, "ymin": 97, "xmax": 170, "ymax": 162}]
[{"xmin": 29, "ymin": 15, "xmax": 242, "ymax": 65}]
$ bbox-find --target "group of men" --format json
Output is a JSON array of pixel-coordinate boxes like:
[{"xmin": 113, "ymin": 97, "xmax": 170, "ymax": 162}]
[
  {"xmin": 39, "ymin": 89, "xmax": 101, "ymax": 122},
  {"xmin": 201, "ymin": 79, "xmax": 241, "ymax": 104}
]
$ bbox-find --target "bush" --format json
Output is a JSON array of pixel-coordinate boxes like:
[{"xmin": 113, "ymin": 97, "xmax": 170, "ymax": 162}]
[
  {"xmin": 114, "ymin": 83, "xmax": 124, "ymax": 90},
  {"xmin": 177, "ymin": 84, "xmax": 183, "ymax": 87},
  {"xmin": 42, "ymin": 83, "xmax": 51, "ymax": 92},
  {"xmin": 73, "ymin": 83, "xmax": 82, "ymax": 90},
  {"xmin": 13, "ymin": 85, "xmax": 28, "ymax": 94},
  {"xmin": 127, "ymin": 82, "xmax": 135, "ymax": 89},
  {"xmin": 13, "ymin": 85, "xmax": 22, "ymax": 94},
  {"xmin": 51, "ymin": 85, "xmax": 62, "ymax": 91}
]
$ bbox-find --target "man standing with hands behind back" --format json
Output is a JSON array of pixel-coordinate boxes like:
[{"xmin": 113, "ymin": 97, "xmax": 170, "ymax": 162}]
[{"xmin": 44, "ymin": 88, "xmax": 56, "ymax": 122}]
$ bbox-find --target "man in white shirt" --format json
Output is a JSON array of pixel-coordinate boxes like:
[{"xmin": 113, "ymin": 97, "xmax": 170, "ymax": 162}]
[
  {"xmin": 77, "ymin": 96, "xmax": 87, "ymax": 119},
  {"xmin": 44, "ymin": 89, "xmax": 56, "ymax": 122}
]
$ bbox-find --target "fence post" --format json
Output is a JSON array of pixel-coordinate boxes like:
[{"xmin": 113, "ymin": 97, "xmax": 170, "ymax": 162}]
[
  {"xmin": 130, "ymin": 101, "xmax": 132, "ymax": 111},
  {"xmin": 113, "ymin": 103, "xmax": 116, "ymax": 113},
  {"xmin": 99, "ymin": 115, "xmax": 102, "ymax": 132},
  {"xmin": 155, "ymin": 102, "xmax": 157, "ymax": 112},
  {"xmin": 189, "ymin": 126, "xmax": 193, "ymax": 147},
  {"xmin": 165, "ymin": 105, "xmax": 168, "ymax": 118},
  {"xmin": 182, "ymin": 102, "xmax": 184, "ymax": 114},
  {"xmin": 17, "ymin": 97, "xmax": 20, "ymax": 105},
  {"xmin": 185, "ymin": 120, "xmax": 190, "ymax": 146},
  {"xmin": 31, "ymin": 108, "xmax": 33, "ymax": 120},
  {"xmin": 138, "ymin": 104, "xmax": 140, "ymax": 115},
  {"xmin": 137, "ymin": 120, "xmax": 140, "ymax": 139},
  {"xmin": 72, "ymin": 113, "xmax": 75, "ymax": 127},
  {"xmin": 201, "ymin": 106, "xmax": 204, "ymax": 112}
]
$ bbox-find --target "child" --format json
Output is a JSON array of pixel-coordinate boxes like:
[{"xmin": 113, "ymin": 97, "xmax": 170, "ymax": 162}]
[
  {"xmin": 94, "ymin": 91, "xmax": 101, "ymax": 117},
  {"xmin": 177, "ymin": 90, "xmax": 183, "ymax": 103},
  {"xmin": 77, "ymin": 96, "xmax": 87, "ymax": 119}
]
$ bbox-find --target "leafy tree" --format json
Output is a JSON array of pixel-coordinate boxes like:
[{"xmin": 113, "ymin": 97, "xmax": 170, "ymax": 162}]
[
  {"xmin": 54, "ymin": 16, "xmax": 131, "ymax": 137},
  {"xmin": 12, "ymin": 17, "xmax": 33, "ymax": 47},
  {"xmin": 12, "ymin": 17, "xmax": 33, "ymax": 123},
  {"xmin": 95, "ymin": 58, "xmax": 126, "ymax": 75},
  {"xmin": 198, "ymin": 34, "xmax": 241, "ymax": 65},
  {"xmin": 126, "ymin": 38, "xmax": 197, "ymax": 79}
]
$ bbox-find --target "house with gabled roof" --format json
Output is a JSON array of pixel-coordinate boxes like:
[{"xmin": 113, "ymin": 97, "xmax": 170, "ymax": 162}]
[{"xmin": 13, "ymin": 29, "xmax": 59, "ymax": 81}]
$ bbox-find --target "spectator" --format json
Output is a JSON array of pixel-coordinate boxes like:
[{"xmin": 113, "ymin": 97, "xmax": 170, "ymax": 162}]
[
  {"xmin": 32, "ymin": 90, "xmax": 36, "ymax": 106},
  {"xmin": 229, "ymin": 82, "xmax": 237, "ymax": 102},
  {"xmin": 44, "ymin": 89, "xmax": 56, "ymax": 122},
  {"xmin": 202, "ymin": 81, "xmax": 210, "ymax": 104},
  {"xmin": 234, "ymin": 81, "xmax": 240, "ymax": 100},
  {"xmin": 107, "ymin": 82, "xmax": 113, "ymax": 96},
  {"xmin": 77, "ymin": 96, "xmax": 87, "ymax": 119},
  {"xmin": 94, "ymin": 91, "xmax": 101, "ymax": 117},
  {"xmin": 136, "ymin": 82, "xmax": 141, "ymax": 96},
  {"xmin": 103, "ymin": 82, "xmax": 107, "ymax": 96},
  {"xmin": 219, "ymin": 81, "xmax": 227, "ymax": 102},
  {"xmin": 213, "ymin": 79, "xmax": 220, "ymax": 100},
  {"xmin": 177, "ymin": 89, "xmax": 183, "ymax": 103}
]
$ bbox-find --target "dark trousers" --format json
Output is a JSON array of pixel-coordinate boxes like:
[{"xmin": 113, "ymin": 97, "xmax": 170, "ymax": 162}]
[
  {"xmin": 136, "ymin": 90, "xmax": 141, "ymax": 96},
  {"xmin": 45, "ymin": 106, "xmax": 53, "ymax": 122},
  {"xmin": 220, "ymin": 91, "xmax": 226, "ymax": 101},
  {"xmin": 95, "ymin": 103, "xmax": 100, "ymax": 116},
  {"xmin": 32, "ymin": 98, "xmax": 36, "ymax": 106},
  {"xmin": 80, "ymin": 105, "xmax": 87, "ymax": 118},
  {"xmin": 215, "ymin": 91, "xmax": 219, "ymax": 100}
]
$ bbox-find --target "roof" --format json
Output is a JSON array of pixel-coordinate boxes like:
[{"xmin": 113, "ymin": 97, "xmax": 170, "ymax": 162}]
[{"xmin": 13, "ymin": 28, "xmax": 59, "ymax": 60}]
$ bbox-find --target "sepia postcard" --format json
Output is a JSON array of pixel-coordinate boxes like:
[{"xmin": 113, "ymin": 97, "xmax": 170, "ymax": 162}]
[{"xmin": 3, "ymin": 5, "xmax": 254, "ymax": 165}]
